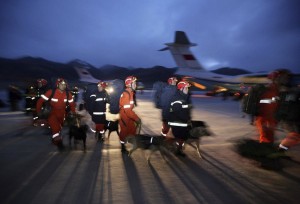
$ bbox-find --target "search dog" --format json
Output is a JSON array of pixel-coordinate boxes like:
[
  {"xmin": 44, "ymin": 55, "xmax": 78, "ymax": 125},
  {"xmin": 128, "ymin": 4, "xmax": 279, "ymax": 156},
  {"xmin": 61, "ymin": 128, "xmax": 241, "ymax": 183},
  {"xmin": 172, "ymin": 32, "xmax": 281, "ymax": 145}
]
[
  {"xmin": 105, "ymin": 120, "xmax": 120, "ymax": 139},
  {"xmin": 68, "ymin": 114, "xmax": 88, "ymax": 151},
  {"xmin": 126, "ymin": 120, "xmax": 212, "ymax": 161}
]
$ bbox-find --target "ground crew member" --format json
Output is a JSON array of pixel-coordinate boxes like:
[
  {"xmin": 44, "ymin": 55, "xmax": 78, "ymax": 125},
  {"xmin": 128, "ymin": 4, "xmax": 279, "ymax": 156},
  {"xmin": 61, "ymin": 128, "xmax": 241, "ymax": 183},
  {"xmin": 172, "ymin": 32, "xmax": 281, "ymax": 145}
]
[
  {"xmin": 160, "ymin": 77, "xmax": 178, "ymax": 136},
  {"xmin": 89, "ymin": 81, "xmax": 109, "ymax": 141},
  {"xmin": 36, "ymin": 78, "xmax": 76, "ymax": 149},
  {"xmin": 119, "ymin": 76, "xmax": 141, "ymax": 153},
  {"xmin": 256, "ymin": 69, "xmax": 291, "ymax": 144},
  {"xmin": 168, "ymin": 80, "xmax": 192, "ymax": 157}
]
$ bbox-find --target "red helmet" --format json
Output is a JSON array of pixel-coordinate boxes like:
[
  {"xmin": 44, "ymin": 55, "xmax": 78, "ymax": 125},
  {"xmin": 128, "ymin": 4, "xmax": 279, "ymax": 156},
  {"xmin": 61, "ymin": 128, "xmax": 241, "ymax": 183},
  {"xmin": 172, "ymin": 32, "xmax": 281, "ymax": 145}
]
[
  {"xmin": 168, "ymin": 77, "xmax": 178, "ymax": 85},
  {"xmin": 177, "ymin": 81, "xmax": 191, "ymax": 90},
  {"xmin": 267, "ymin": 69, "xmax": 290, "ymax": 80},
  {"xmin": 56, "ymin": 78, "xmax": 67, "ymax": 87},
  {"xmin": 37, "ymin": 78, "xmax": 47, "ymax": 86},
  {"xmin": 125, "ymin": 76, "xmax": 137, "ymax": 87},
  {"xmin": 98, "ymin": 81, "xmax": 108, "ymax": 88}
]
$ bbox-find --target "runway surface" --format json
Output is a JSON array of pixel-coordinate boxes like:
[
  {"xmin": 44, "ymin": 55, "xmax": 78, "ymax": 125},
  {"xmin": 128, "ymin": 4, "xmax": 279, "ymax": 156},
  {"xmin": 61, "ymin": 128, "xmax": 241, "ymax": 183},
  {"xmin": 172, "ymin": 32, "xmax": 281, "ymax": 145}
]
[{"xmin": 0, "ymin": 91, "xmax": 299, "ymax": 204}]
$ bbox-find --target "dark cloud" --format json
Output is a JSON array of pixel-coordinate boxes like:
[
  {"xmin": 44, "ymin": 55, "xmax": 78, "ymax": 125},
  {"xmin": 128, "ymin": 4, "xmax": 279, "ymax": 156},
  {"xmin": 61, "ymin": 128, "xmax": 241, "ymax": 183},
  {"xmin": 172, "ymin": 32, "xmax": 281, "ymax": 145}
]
[{"xmin": 0, "ymin": 0, "xmax": 299, "ymax": 73}]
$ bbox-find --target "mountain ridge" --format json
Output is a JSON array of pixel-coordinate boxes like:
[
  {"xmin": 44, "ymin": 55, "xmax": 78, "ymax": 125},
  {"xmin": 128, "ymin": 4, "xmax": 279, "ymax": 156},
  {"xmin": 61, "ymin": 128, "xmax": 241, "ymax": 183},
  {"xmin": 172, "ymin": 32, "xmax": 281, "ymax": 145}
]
[{"xmin": 0, "ymin": 56, "xmax": 251, "ymax": 89}]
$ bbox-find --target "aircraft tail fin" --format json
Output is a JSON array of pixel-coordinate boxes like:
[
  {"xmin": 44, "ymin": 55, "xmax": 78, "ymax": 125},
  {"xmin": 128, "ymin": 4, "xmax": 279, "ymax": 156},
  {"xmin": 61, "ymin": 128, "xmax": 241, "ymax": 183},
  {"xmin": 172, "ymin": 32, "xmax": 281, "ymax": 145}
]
[
  {"xmin": 160, "ymin": 31, "xmax": 205, "ymax": 70},
  {"xmin": 74, "ymin": 67, "xmax": 99, "ymax": 83}
]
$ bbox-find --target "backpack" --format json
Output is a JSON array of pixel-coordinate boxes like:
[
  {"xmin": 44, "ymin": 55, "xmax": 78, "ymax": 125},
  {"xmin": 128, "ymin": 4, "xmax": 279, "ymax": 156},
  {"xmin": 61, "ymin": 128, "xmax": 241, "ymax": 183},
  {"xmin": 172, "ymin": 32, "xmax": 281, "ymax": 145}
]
[
  {"xmin": 275, "ymin": 89, "xmax": 300, "ymax": 121},
  {"xmin": 152, "ymin": 81, "xmax": 167, "ymax": 109},
  {"xmin": 82, "ymin": 83, "xmax": 98, "ymax": 113},
  {"xmin": 160, "ymin": 85, "xmax": 178, "ymax": 108},
  {"xmin": 242, "ymin": 84, "xmax": 266, "ymax": 116},
  {"xmin": 107, "ymin": 79, "xmax": 125, "ymax": 114}
]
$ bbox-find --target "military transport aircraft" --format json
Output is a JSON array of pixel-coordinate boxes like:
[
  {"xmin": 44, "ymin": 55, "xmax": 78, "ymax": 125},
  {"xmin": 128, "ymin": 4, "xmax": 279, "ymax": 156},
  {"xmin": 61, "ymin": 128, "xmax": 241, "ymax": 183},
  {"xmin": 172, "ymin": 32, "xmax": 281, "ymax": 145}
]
[{"xmin": 159, "ymin": 31, "xmax": 272, "ymax": 93}]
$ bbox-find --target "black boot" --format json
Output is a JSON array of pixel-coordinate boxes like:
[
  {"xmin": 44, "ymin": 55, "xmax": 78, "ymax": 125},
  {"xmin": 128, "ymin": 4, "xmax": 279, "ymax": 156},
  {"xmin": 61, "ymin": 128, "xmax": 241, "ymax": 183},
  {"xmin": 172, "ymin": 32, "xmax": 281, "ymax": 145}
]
[
  {"xmin": 121, "ymin": 144, "xmax": 128, "ymax": 154},
  {"xmin": 95, "ymin": 132, "xmax": 99, "ymax": 140},
  {"xmin": 99, "ymin": 133, "xmax": 105, "ymax": 142}
]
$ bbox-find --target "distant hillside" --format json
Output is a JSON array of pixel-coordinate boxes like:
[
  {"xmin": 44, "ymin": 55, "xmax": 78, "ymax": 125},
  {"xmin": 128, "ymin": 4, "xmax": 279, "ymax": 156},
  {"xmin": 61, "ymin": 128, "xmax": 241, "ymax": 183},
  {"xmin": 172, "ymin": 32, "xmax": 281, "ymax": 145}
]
[{"xmin": 0, "ymin": 57, "xmax": 250, "ymax": 89}]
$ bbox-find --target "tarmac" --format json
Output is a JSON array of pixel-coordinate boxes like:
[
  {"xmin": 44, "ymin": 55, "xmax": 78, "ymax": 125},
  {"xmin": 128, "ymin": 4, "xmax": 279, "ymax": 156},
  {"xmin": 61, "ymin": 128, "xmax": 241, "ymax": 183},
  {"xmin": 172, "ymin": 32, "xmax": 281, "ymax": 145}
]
[{"xmin": 0, "ymin": 91, "xmax": 299, "ymax": 204}]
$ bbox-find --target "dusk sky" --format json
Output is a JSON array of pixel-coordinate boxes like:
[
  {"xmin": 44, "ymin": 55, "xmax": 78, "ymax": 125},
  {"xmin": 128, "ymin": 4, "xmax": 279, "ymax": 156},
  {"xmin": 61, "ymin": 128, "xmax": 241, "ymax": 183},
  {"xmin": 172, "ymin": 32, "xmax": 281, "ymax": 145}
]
[{"xmin": 1, "ymin": 0, "xmax": 299, "ymax": 73}]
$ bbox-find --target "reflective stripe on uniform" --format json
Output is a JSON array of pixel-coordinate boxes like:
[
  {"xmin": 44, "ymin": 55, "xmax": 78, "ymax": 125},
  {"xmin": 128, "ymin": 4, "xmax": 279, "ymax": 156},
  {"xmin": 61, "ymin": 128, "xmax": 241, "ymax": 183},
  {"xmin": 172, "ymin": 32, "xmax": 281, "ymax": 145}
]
[
  {"xmin": 96, "ymin": 98, "xmax": 106, "ymax": 101},
  {"xmin": 168, "ymin": 122, "xmax": 188, "ymax": 127},
  {"xmin": 171, "ymin": 101, "xmax": 182, "ymax": 106},
  {"xmin": 52, "ymin": 133, "xmax": 60, "ymax": 138},
  {"xmin": 171, "ymin": 100, "xmax": 188, "ymax": 108},
  {"xmin": 259, "ymin": 97, "xmax": 277, "ymax": 104},
  {"xmin": 93, "ymin": 112, "xmax": 106, "ymax": 115},
  {"xmin": 41, "ymin": 95, "xmax": 48, "ymax": 100},
  {"xmin": 123, "ymin": 105, "xmax": 131, "ymax": 108}
]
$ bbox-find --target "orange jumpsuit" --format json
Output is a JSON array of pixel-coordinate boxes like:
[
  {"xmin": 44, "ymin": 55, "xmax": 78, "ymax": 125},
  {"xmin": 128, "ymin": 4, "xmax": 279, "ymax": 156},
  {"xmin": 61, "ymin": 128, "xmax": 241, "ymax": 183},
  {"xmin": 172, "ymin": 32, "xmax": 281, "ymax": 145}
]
[
  {"xmin": 36, "ymin": 89, "xmax": 76, "ymax": 142},
  {"xmin": 256, "ymin": 84, "xmax": 279, "ymax": 143},
  {"xmin": 280, "ymin": 132, "xmax": 300, "ymax": 150},
  {"xmin": 119, "ymin": 88, "xmax": 140, "ymax": 144}
]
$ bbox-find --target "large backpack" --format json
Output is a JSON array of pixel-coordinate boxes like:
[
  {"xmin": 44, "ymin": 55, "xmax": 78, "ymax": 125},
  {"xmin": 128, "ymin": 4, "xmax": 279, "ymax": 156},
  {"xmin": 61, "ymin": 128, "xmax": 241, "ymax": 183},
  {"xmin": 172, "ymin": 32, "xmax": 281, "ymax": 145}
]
[
  {"xmin": 152, "ymin": 81, "xmax": 167, "ymax": 109},
  {"xmin": 82, "ymin": 83, "xmax": 98, "ymax": 113},
  {"xmin": 242, "ymin": 84, "xmax": 266, "ymax": 116},
  {"xmin": 107, "ymin": 79, "xmax": 125, "ymax": 114},
  {"xmin": 275, "ymin": 89, "xmax": 300, "ymax": 121},
  {"xmin": 160, "ymin": 85, "xmax": 177, "ymax": 109}
]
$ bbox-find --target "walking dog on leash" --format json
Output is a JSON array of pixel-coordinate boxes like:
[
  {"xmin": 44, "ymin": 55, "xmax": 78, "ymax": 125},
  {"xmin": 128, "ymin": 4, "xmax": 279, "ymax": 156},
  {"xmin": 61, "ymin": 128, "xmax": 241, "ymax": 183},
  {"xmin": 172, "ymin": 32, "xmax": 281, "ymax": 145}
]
[
  {"xmin": 68, "ymin": 114, "xmax": 88, "ymax": 151},
  {"xmin": 104, "ymin": 120, "xmax": 120, "ymax": 139},
  {"xmin": 126, "ymin": 120, "xmax": 212, "ymax": 160}
]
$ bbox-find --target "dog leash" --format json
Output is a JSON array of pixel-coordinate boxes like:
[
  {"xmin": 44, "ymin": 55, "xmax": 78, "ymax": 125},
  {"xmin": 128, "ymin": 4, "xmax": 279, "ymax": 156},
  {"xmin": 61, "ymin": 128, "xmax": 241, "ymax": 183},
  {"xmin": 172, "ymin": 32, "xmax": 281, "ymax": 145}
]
[{"xmin": 136, "ymin": 121, "xmax": 142, "ymax": 136}]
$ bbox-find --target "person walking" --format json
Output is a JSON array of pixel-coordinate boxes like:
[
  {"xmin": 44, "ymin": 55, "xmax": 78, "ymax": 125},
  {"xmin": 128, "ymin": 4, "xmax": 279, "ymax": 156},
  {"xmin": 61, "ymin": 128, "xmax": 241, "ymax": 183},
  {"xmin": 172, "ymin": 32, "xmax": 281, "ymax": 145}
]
[
  {"xmin": 275, "ymin": 72, "xmax": 300, "ymax": 152},
  {"xmin": 118, "ymin": 76, "xmax": 141, "ymax": 153},
  {"xmin": 168, "ymin": 80, "xmax": 192, "ymax": 157},
  {"xmin": 255, "ymin": 69, "xmax": 291, "ymax": 144},
  {"xmin": 89, "ymin": 81, "xmax": 109, "ymax": 141},
  {"xmin": 160, "ymin": 77, "xmax": 178, "ymax": 137},
  {"xmin": 36, "ymin": 78, "xmax": 76, "ymax": 150}
]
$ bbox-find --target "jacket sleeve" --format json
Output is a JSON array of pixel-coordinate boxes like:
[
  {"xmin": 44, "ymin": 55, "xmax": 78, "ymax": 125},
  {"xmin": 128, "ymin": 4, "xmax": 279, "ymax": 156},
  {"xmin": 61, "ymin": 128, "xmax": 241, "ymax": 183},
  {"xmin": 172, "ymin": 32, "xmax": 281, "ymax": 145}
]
[
  {"xmin": 36, "ymin": 90, "xmax": 52, "ymax": 113},
  {"xmin": 68, "ymin": 92, "xmax": 76, "ymax": 113}
]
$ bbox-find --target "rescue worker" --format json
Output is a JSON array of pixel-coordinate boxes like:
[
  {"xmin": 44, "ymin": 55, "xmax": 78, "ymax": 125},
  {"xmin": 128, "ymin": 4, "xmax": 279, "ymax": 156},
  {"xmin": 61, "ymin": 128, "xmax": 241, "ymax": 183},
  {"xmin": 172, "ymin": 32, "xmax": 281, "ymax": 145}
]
[
  {"xmin": 32, "ymin": 79, "xmax": 48, "ymax": 123},
  {"xmin": 256, "ymin": 69, "xmax": 291, "ymax": 144},
  {"xmin": 119, "ymin": 76, "xmax": 141, "ymax": 153},
  {"xmin": 36, "ymin": 78, "xmax": 76, "ymax": 149},
  {"xmin": 71, "ymin": 86, "xmax": 79, "ymax": 102},
  {"xmin": 24, "ymin": 84, "xmax": 36, "ymax": 114},
  {"xmin": 276, "ymin": 72, "xmax": 300, "ymax": 152},
  {"xmin": 160, "ymin": 77, "xmax": 178, "ymax": 136},
  {"xmin": 36, "ymin": 78, "xmax": 48, "ymax": 99},
  {"xmin": 89, "ymin": 81, "xmax": 109, "ymax": 141},
  {"xmin": 168, "ymin": 80, "xmax": 192, "ymax": 157}
]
